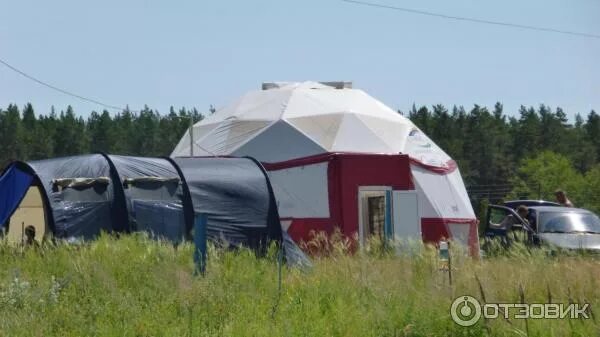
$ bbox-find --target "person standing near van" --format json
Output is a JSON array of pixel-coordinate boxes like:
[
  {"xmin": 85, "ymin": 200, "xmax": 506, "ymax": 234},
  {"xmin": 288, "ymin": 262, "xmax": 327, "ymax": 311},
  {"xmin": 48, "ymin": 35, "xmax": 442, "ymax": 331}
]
[{"xmin": 554, "ymin": 190, "xmax": 574, "ymax": 207}]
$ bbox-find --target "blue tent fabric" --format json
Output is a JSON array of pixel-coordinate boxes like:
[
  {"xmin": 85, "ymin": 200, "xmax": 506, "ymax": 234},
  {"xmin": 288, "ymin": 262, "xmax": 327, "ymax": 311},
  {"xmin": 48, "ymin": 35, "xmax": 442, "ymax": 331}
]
[
  {"xmin": 132, "ymin": 200, "xmax": 185, "ymax": 242},
  {"xmin": 0, "ymin": 165, "xmax": 33, "ymax": 228}
]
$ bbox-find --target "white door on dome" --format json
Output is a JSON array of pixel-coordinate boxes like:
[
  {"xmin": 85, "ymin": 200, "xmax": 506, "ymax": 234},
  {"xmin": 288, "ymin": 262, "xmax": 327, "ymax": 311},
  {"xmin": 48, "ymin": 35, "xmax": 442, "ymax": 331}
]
[{"xmin": 392, "ymin": 191, "xmax": 421, "ymax": 241}]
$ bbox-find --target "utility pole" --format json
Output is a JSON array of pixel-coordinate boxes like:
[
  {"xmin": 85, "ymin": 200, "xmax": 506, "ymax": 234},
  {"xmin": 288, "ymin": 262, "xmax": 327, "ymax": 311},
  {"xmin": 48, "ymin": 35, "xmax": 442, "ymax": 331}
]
[
  {"xmin": 189, "ymin": 117, "xmax": 194, "ymax": 157},
  {"xmin": 173, "ymin": 115, "xmax": 196, "ymax": 157}
]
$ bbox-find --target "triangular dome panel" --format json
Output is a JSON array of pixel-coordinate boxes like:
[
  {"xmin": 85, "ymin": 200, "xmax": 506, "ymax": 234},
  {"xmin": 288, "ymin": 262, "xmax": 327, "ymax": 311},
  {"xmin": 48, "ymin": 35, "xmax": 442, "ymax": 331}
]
[
  {"xmin": 234, "ymin": 90, "xmax": 294, "ymax": 120},
  {"xmin": 330, "ymin": 113, "xmax": 396, "ymax": 153},
  {"xmin": 194, "ymin": 120, "xmax": 271, "ymax": 156},
  {"xmin": 286, "ymin": 113, "xmax": 344, "ymax": 150},
  {"xmin": 354, "ymin": 114, "xmax": 412, "ymax": 152},
  {"xmin": 173, "ymin": 122, "xmax": 222, "ymax": 157},
  {"xmin": 232, "ymin": 120, "xmax": 326, "ymax": 163}
]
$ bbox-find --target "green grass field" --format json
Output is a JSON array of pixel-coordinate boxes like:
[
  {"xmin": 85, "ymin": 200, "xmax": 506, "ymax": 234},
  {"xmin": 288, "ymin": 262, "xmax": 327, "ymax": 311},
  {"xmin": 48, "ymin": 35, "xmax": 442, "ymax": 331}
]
[{"xmin": 0, "ymin": 234, "xmax": 598, "ymax": 337}]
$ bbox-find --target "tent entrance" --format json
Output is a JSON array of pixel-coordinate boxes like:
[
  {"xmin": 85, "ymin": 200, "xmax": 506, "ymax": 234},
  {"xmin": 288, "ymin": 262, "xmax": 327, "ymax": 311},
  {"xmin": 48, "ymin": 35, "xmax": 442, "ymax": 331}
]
[
  {"xmin": 7, "ymin": 185, "xmax": 47, "ymax": 244},
  {"xmin": 358, "ymin": 186, "xmax": 392, "ymax": 247}
]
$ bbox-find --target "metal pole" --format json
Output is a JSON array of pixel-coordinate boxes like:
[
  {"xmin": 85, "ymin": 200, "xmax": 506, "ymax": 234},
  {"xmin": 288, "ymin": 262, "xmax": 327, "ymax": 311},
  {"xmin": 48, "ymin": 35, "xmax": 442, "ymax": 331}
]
[
  {"xmin": 448, "ymin": 241, "xmax": 452, "ymax": 286},
  {"xmin": 189, "ymin": 117, "xmax": 194, "ymax": 157},
  {"xmin": 384, "ymin": 190, "xmax": 393, "ymax": 248},
  {"xmin": 193, "ymin": 214, "xmax": 207, "ymax": 276}
]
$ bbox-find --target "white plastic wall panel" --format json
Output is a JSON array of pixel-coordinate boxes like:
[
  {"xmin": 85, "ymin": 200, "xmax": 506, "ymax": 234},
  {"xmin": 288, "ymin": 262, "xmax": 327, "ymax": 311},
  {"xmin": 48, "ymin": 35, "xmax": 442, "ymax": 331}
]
[{"xmin": 267, "ymin": 162, "xmax": 330, "ymax": 218}]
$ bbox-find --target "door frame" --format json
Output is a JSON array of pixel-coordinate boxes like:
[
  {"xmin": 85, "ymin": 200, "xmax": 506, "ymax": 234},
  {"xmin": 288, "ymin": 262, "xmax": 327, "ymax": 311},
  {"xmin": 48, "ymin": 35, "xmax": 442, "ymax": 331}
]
[
  {"xmin": 357, "ymin": 186, "xmax": 392, "ymax": 248},
  {"xmin": 485, "ymin": 204, "xmax": 535, "ymax": 234}
]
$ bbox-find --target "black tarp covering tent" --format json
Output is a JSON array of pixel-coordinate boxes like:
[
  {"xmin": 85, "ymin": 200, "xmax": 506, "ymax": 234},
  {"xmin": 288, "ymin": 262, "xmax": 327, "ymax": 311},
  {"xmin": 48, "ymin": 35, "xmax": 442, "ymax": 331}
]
[
  {"xmin": 108, "ymin": 155, "xmax": 188, "ymax": 243},
  {"xmin": 18, "ymin": 155, "xmax": 118, "ymax": 239},
  {"xmin": 0, "ymin": 154, "xmax": 310, "ymax": 266},
  {"xmin": 174, "ymin": 157, "xmax": 282, "ymax": 251},
  {"xmin": 174, "ymin": 156, "xmax": 310, "ymax": 266}
]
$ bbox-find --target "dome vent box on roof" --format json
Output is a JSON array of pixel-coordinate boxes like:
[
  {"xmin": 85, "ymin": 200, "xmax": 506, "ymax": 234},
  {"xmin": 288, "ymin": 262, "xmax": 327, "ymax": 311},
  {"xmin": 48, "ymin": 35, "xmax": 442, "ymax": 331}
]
[{"xmin": 261, "ymin": 81, "xmax": 352, "ymax": 90}]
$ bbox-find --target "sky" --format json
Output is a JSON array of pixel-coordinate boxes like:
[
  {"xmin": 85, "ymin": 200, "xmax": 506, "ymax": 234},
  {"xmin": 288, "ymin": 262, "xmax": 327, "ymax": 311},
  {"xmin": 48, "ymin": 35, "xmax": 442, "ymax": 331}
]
[{"xmin": 1, "ymin": 0, "xmax": 599, "ymax": 120}]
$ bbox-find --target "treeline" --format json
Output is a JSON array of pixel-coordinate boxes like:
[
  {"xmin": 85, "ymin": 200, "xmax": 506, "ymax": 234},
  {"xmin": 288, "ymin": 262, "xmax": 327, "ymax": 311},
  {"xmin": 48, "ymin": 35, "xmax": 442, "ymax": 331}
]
[
  {"xmin": 0, "ymin": 103, "xmax": 204, "ymax": 168},
  {"xmin": 1, "ymin": 102, "xmax": 599, "ymax": 212}
]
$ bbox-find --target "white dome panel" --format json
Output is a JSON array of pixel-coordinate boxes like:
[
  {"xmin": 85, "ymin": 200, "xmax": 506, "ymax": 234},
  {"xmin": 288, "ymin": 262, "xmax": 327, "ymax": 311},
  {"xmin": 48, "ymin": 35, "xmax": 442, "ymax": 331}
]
[
  {"xmin": 354, "ymin": 114, "xmax": 412, "ymax": 153},
  {"xmin": 194, "ymin": 120, "xmax": 271, "ymax": 156},
  {"xmin": 330, "ymin": 113, "xmax": 396, "ymax": 153},
  {"xmin": 286, "ymin": 113, "xmax": 344, "ymax": 150}
]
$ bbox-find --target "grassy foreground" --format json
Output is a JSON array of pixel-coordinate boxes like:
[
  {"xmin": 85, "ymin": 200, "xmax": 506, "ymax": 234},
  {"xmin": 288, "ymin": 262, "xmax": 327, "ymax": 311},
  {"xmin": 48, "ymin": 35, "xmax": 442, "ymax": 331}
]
[{"xmin": 0, "ymin": 235, "xmax": 598, "ymax": 337}]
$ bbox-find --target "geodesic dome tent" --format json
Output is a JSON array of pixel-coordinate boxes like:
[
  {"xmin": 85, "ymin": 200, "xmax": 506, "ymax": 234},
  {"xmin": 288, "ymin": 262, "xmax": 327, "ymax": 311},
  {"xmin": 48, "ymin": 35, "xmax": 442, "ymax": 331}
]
[{"xmin": 172, "ymin": 81, "xmax": 479, "ymax": 253}]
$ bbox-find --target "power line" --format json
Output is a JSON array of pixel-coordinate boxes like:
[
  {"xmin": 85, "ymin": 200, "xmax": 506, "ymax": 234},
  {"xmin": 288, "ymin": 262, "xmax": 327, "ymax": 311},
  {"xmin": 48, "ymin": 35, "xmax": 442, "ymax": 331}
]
[
  {"xmin": 0, "ymin": 57, "xmax": 132, "ymax": 112},
  {"xmin": 341, "ymin": 0, "xmax": 600, "ymax": 40}
]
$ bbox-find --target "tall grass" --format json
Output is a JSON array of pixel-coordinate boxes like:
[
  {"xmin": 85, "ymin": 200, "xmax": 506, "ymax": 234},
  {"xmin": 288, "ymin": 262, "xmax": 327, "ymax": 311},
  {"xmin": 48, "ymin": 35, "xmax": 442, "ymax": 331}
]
[{"xmin": 0, "ymin": 234, "xmax": 598, "ymax": 336}]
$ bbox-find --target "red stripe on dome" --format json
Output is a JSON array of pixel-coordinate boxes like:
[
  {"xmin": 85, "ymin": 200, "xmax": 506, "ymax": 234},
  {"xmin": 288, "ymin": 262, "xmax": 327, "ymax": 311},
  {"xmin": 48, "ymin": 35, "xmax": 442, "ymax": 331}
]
[
  {"xmin": 409, "ymin": 158, "xmax": 458, "ymax": 174},
  {"xmin": 262, "ymin": 152, "xmax": 458, "ymax": 175}
]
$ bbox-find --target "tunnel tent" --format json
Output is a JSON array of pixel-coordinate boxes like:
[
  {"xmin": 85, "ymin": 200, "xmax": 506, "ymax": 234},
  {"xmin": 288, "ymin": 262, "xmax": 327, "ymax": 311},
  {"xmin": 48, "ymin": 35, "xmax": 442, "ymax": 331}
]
[
  {"xmin": 27, "ymin": 155, "xmax": 119, "ymax": 239},
  {"xmin": 0, "ymin": 155, "xmax": 118, "ymax": 241},
  {"xmin": 173, "ymin": 156, "xmax": 310, "ymax": 266},
  {"xmin": 0, "ymin": 154, "xmax": 310, "ymax": 266},
  {"xmin": 174, "ymin": 157, "xmax": 282, "ymax": 250},
  {"xmin": 0, "ymin": 154, "xmax": 186, "ymax": 243},
  {"xmin": 107, "ymin": 155, "xmax": 188, "ymax": 243}
]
